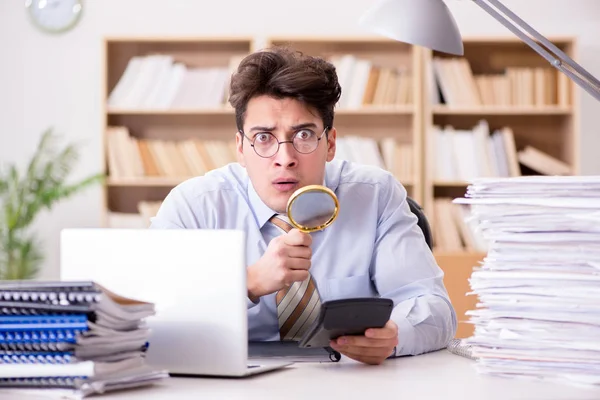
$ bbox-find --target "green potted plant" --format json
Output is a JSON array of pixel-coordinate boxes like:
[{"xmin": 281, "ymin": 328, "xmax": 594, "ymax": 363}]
[{"xmin": 0, "ymin": 128, "xmax": 104, "ymax": 280}]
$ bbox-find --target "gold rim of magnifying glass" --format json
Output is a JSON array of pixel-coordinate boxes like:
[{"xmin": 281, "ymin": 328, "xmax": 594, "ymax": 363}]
[{"xmin": 286, "ymin": 184, "xmax": 340, "ymax": 233}]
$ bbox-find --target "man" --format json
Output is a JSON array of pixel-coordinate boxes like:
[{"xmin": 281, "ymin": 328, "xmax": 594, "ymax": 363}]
[{"xmin": 150, "ymin": 46, "xmax": 457, "ymax": 365}]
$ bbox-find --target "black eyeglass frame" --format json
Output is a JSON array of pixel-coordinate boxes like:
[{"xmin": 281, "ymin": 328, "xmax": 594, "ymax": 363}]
[{"xmin": 239, "ymin": 127, "xmax": 329, "ymax": 158}]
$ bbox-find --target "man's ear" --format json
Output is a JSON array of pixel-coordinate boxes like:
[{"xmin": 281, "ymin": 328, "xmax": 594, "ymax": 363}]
[
  {"xmin": 235, "ymin": 132, "xmax": 246, "ymax": 167},
  {"xmin": 326, "ymin": 127, "xmax": 337, "ymax": 162}
]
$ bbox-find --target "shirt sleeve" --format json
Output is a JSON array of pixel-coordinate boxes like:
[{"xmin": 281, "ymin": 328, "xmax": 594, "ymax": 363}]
[
  {"xmin": 148, "ymin": 187, "xmax": 193, "ymax": 229},
  {"xmin": 370, "ymin": 176, "xmax": 457, "ymax": 356}
]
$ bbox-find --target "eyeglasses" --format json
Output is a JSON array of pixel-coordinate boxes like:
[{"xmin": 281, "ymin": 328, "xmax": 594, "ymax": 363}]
[{"xmin": 240, "ymin": 127, "xmax": 328, "ymax": 158}]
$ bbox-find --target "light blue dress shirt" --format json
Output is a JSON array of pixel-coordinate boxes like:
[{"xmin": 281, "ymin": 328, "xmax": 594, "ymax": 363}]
[{"xmin": 149, "ymin": 159, "xmax": 457, "ymax": 356}]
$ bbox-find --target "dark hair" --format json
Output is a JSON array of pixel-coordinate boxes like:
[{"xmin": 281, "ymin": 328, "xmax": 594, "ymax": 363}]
[{"xmin": 228, "ymin": 46, "xmax": 342, "ymax": 133}]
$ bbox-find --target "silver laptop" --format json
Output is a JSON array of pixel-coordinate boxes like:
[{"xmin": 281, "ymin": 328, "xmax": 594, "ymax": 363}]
[{"xmin": 59, "ymin": 228, "xmax": 292, "ymax": 377}]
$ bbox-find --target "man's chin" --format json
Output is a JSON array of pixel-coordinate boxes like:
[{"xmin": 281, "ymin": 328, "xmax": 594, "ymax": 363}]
[{"xmin": 270, "ymin": 195, "xmax": 292, "ymax": 214}]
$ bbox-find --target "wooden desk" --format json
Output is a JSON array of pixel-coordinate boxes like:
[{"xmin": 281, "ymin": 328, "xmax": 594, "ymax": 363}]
[{"xmin": 8, "ymin": 350, "xmax": 595, "ymax": 400}]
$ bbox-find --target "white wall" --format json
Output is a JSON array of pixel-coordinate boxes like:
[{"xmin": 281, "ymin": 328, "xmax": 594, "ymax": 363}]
[{"xmin": 1, "ymin": 0, "xmax": 599, "ymax": 279}]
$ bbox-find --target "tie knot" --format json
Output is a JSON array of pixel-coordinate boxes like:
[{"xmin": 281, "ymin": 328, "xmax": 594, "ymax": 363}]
[{"xmin": 270, "ymin": 214, "xmax": 293, "ymax": 233}]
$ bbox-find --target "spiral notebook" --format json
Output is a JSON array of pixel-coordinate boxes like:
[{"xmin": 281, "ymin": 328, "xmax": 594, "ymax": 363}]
[
  {"xmin": 0, "ymin": 281, "xmax": 154, "ymax": 331},
  {"xmin": 0, "ymin": 281, "xmax": 168, "ymax": 397}
]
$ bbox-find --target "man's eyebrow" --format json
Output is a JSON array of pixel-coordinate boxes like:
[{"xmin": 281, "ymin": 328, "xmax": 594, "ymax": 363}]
[
  {"xmin": 291, "ymin": 123, "xmax": 318, "ymax": 130},
  {"xmin": 248, "ymin": 123, "xmax": 318, "ymax": 133},
  {"xmin": 249, "ymin": 125, "xmax": 276, "ymax": 133}
]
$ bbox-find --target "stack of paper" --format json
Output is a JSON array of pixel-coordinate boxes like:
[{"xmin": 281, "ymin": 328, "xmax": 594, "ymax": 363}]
[
  {"xmin": 455, "ymin": 175, "xmax": 600, "ymax": 388},
  {"xmin": 0, "ymin": 281, "xmax": 169, "ymax": 397}
]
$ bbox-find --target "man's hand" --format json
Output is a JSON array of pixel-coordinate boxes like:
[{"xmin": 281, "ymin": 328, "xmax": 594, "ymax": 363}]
[
  {"xmin": 247, "ymin": 229, "xmax": 312, "ymax": 301},
  {"xmin": 329, "ymin": 320, "xmax": 398, "ymax": 365}
]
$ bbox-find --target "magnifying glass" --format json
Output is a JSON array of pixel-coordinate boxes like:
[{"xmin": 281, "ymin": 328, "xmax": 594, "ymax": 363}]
[{"xmin": 286, "ymin": 185, "xmax": 340, "ymax": 233}]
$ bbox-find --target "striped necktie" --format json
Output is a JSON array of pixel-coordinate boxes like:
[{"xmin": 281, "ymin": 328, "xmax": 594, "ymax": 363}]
[{"xmin": 269, "ymin": 215, "xmax": 322, "ymax": 341}]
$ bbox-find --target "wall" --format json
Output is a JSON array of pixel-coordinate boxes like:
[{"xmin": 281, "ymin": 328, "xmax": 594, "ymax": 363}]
[{"xmin": 0, "ymin": 0, "xmax": 599, "ymax": 279}]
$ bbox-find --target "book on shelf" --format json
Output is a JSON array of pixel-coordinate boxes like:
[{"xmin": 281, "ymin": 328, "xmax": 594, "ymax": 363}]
[
  {"xmin": 328, "ymin": 54, "xmax": 413, "ymax": 109},
  {"xmin": 107, "ymin": 54, "xmax": 245, "ymax": 110},
  {"xmin": 432, "ymin": 198, "xmax": 487, "ymax": 253},
  {"xmin": 431, "ymin": 120, "xmax": 572, "ymax": 182},
  {"xmin": 432, "ymin": 120, "xmax": 520, "ymax": 182},
  {"xmin": 517, "ymin": 146, "xmax": 572, "ymax": 176},
  {"xmin": 430, "ymin": 57, "xmax": 570, "ymax": 107},
  {"xmin": 0, "ymin": 281, "xmax": 168, "ymax": 398}
]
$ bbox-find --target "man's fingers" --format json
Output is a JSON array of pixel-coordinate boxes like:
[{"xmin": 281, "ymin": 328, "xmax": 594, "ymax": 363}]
[
  {"xmin": 287, "ymin": 246, "xmax": 312, "ymax": 259},
  {"xmin": 287, "ymin": 270, "xmax": 309, "ymax": 283},
  {"xmin": 365, "ymin": 321, "xmax": 398, "ymax": 340},
  {"xmin": 333, "ymin": 336, "xmax": 397, "ymax": 349},
  {"xmin": 283, "ymin": 229, "xmax": 312, "ymax": 247},
  {"xmin": 287, "ymin": 258, "xmax": 311, "ymax": 271}
]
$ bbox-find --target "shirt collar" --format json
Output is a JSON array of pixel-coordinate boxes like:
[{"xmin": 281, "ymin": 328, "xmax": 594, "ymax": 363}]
[{"xmin": 248, "ymin": 180, "xmax": 278, "ymax": 229}]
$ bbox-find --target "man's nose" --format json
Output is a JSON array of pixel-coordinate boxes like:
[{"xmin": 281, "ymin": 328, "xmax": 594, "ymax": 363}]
[{"xmin": 273, "ymin": 141, "xmax": 297, "ymax": 168}]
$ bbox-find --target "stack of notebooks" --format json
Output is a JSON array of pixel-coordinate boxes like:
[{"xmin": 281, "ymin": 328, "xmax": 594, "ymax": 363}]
[
  {"xmin": 455, "ymin": 175, "xmax": 600, "ymax": 388},
  {"xmin": 0, "ymin": 281, "xmax": 168, "ymax": 398}
]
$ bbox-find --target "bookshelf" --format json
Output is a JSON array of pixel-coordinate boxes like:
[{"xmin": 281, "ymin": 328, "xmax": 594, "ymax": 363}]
[
  {"xmin": 423, "ymin": 37, "xmax": 579, "ymax": 254},
  {"xmin": 423, "ymin": 37, "xmax": 580, "ymax": 337},
  {"xmin": 102, "ymin": 37, "xmax": 255, "ymax": 226},
  {"xmin": 264, "ymin": 37, "xmax": 423, "ymax": 203},
  {"xmin": 101, "ymin": 36, "xmax": 582, "ymax": 337}
]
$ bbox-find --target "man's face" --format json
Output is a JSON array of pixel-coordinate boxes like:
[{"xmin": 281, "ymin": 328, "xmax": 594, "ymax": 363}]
[{"xmin": 236, "ymin": 95, "xmax": 337, "ymax": 213}]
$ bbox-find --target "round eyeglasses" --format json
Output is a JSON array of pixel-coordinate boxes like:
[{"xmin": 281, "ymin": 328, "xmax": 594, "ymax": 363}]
[{"xmin": 240, "ymin": 127, "xmax": 328, "ymax": 158}]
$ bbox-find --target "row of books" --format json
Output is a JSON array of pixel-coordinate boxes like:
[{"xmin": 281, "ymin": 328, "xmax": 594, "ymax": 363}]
[
  {"xmin": 329, "ymin": 54, "xmax": 413, "ymax": 108},
  {"xmin": 106, "ymin": 126, "xmax": 414, "ymax": 181},
  {"xmin": 106, "ymin": 52, "xmax": 414, "ymax": 111},
  {"xmin": 430, "ymin": 57, "xmax": 570, "ymax": 107},
  {"xmin": 106, "ymin": 126, "xmax": 237, "ymax": 179},
  {"xmin": 0, "ymin": 281, "xmax": 168, "ymax": 397},
  {"xmin": 335, "ymin": 137, "xmax": 413, "ymax": 182},
  {"xmin": 107, "ymin": 54, "xmax": 243, "ymax": 110},
  {"xmin": 432, "ymin": 198, "xmax": 487, "ymax": 253},
  {"xmin": 431, "ymin": 120, "xmax": 572, "ymax": 182}
]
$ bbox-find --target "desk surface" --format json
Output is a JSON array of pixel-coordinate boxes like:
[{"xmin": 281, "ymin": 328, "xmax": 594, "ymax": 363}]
[{"xmin": 5, "ymin": 350, "xmax": 600, "ymax": 399}]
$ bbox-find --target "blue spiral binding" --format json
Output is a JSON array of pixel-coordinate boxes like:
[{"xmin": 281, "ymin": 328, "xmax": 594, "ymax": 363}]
[
  {"xmin": 0, "ymin": 351, "xmax": 74, "ymax": 364},
  {"xmin": 0, "ymin": 314, "xmax": 89, "ymax": 332},
  {"xmin": 0, "ymin": 376, "xmax": 87, "ymax": 387},
  {"xmin": 0, "ymin": 329, "xmax": 81, "ymax": 344}
]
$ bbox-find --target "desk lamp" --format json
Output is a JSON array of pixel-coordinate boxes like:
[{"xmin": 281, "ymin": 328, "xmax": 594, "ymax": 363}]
[{"xmin": 358, "ymin": 0, "xmax": 600, "ymax": 102}]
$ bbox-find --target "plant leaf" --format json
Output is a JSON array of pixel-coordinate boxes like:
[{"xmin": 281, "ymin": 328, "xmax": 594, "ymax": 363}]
[{"xmin": 0, "ymin": 128, "xmax": 103, "ymax": 280}]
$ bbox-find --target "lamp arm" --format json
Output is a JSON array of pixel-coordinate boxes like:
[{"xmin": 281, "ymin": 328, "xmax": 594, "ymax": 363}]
[{"xmin": 473, "ymin": 0, "xmax": 600, "ymax": 102}]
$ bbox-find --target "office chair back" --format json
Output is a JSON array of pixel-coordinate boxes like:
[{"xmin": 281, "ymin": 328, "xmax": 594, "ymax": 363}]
[{"xmin": 406, "ymin": 197, "xmax": 433, "ymax": 250}]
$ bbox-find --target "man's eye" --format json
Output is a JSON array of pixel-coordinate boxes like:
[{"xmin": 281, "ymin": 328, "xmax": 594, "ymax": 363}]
[
  {"xmin": 255, "ymin": 133, "xmax": 272, "ymax": 143},
  {"xmin": 295, "ymin": 130, "xmax": 315, "ymax": 140}
]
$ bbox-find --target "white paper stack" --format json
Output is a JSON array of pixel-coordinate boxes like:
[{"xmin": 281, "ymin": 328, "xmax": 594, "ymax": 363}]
[{"xmin": 454, "ymin": 175, "xmax": 600, "ymax": 388}]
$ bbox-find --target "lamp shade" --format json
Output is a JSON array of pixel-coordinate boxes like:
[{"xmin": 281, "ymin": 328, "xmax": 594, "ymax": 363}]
[{"xmin": 359, "ymin": 0, "xmax": 464, "ymax": 56}]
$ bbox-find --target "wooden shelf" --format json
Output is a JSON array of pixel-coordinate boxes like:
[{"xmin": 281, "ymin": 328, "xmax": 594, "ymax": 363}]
[
  {"xmin": 107, "ymin": 108, "xmax": 234, "ymax": 115},
  {"xmin": 104, "ymin": 36, "xmax": 254, "ymax": 43},
  {"xmin": 433, "ymin": 181, "xmax": 470, "ymax": 187},
  {"xmin": 107, "ymin": 177, "xmax": 191, "ymax": 187},
  {"xmin": 106, "ymin": 106, "xmax": 413, "ymax": 116},
  {"xmin": 336, "ymin": 106, "xmax": 414, "ymax": 115},
  {"xmin": 432, "ymin": 105, "xmax": 573, "ymax": 115}
]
